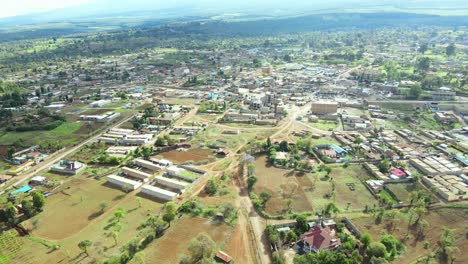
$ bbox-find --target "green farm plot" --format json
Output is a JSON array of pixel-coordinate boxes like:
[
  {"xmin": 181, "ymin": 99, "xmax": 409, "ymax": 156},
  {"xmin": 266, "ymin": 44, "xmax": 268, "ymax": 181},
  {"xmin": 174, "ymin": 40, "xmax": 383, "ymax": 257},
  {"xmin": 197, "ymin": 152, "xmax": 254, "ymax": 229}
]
[
  {"xmin": 306, "ymin": 120, "xmax": 340, "ymax": 131},
  {"xmin": 0, "ymin": 122, "xmax": 82, "ymax": 147},
  {"xmin": 307, "ymin": 136, "xmax": 340, "ymax": 146},
  {"xmin": 385, "ymin": 182, "xmax": 436, "ymax": 204}
]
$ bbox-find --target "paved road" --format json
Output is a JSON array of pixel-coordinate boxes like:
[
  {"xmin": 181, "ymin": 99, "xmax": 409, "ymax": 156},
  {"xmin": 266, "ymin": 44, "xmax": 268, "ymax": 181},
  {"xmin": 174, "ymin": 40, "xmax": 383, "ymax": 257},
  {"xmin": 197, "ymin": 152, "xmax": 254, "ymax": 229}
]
[{"xmin": 0, "ymin": 114, "xmax": 136, "ymax": 195}]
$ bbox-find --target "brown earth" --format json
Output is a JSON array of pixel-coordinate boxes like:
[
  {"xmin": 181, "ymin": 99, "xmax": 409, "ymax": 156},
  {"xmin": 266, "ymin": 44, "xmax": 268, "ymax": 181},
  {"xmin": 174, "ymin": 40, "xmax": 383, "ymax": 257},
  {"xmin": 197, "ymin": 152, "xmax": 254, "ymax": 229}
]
[
  {"xmin": 253, "ymin": 155, "xmax": 313, "ymax": 215},
  {"xmin": 144, "ymin": 216, "xmax": 232, "ymax": 264},
  {"xmin": 157, "ymin": 148, "xmax": 215, "ymax": 164},
  {"xmin": 352, "ymin": 208, "xmax": 468, "ymax": 264}
]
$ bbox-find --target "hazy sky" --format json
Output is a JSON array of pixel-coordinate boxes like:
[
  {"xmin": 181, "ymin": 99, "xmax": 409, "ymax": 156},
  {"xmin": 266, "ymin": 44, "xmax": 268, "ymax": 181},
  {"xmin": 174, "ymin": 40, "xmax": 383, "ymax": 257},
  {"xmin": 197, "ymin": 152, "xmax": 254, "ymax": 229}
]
[{"xmin": 0, "ymin": 0, "xmax": 91, "ymax": 18}]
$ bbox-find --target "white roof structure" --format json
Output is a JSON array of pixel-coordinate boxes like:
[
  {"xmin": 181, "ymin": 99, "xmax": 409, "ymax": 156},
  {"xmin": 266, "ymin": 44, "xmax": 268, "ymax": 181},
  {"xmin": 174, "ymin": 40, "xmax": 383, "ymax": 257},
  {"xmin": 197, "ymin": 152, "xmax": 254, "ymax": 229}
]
[
  {"xmin": 155, "ymin": 176, "xmax": 188, "ymax": 190},
  {"xmin": 134, "ymin": 159, "xmax": 162, "ymax": 172},
  {"xmin": 107, "ymin": 175, "xmax": 143, "ymax": 190},
  {"xmin": 122, "ymin": 167, "xmax": 152, "ymax": 181},
  {"xmin": 140, "ymin": 185, "xmax": 178, "ymax": 201}
]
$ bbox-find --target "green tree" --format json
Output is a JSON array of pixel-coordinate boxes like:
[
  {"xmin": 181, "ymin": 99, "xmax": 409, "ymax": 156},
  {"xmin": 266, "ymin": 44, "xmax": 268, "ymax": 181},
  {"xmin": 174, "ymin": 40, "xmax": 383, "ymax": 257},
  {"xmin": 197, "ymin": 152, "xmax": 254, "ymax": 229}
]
[
  {"xmin": 78, "ymin": 240, "xmax": 93, "ymax": 256},
  {"xmin": 361, "ymin": 232, "xmax": 372, "ymax": 250},
  {"xmin": 99, "ymin": 201, "xmax": 109, "ymax": 213},
  {"xmin": 445, "ymin": 43, "xmax": 456, "ymax": 56},
  {"xmin": 183, "ymin": 233, "xmax": 216, "ymax": 263},
  {"xmin": 246, "ymin": 176, "xmax": 257, "ymax": 191},
  {"xmin": 366, "ymin": 242, "xmax": 387, "ymax": 259},
  {"xmin": 247, "ymin": 163, "xmax": 256, "ymax": 177},
  {"xmin": 416, "ymin": 57, "xmax": 431, "ymax": 72},
  {"xmin": 204, "ymin": 177, "xmax": 219, "ymax": 195},
  {"xmin": 439, "ymin": 226, "xmax": 459, "ymax": 262},
  {"xmin": 408, "ymin": 84, "xmax": 422, "ymax": 99},
  {"xmin": 324, "ymin": 202, "xmax": 339, "ymax": 217},
  {"xmin": 7, "ymin": 147, "xmax": 15, "ymax": 159},
  {"xmin": 31, "ymin": 191, "xmax": 45, "ymax": 211},
  {"xmin": 418, "ymin": 43, "xmax": 428, "ymax": 54},
  {"xmin": 141, "ymin": 146, "xmax": 153, "ymax": 159},
  {"xmin": 21, "ymin": 200, "xmax": 35, "ymax": 218},
  {"xmin": 296, "ymin": 214, "xmax": 309, "ymax": 233},
  {"xmin": 4, "ymin": 202, "xmax": 17, "ymax": 226},
  {"xmin": 378, "ymin": 159, "xmax": 391, "ymax": 173},
  {"xmin": 259, "ymin": 191, "xmax": 272, "ymax": 206},
  {"xmin": 279, "ymin": 141, "xmax": 289, "ymax": 152},
  {"xmin": 162, "ymin": 211, "xmax": 176, "ymax": 227},
  {"xmin": 114, "ymin": 208, "xmax": 125, "ymax": 222}
]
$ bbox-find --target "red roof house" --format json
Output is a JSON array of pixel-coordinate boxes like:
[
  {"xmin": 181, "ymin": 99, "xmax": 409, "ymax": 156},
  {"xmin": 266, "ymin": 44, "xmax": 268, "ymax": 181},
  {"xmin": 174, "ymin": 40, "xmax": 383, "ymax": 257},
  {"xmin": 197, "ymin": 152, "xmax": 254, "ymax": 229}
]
[{"xmin": 300, "ymin": 226, "xmax": 341, "ymax": 253}]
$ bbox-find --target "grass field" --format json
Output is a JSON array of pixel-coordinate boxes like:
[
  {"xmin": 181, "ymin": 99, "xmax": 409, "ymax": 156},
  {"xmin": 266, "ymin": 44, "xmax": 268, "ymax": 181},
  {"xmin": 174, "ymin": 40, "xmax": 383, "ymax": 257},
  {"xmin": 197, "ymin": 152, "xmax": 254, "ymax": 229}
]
[
  {"xmin": 306, "ymin": 120, "xmax": 340, "ymax": 131},
  {"xmin": 0, "ymin": 122, "xmax": 82, "ymax": 146}
]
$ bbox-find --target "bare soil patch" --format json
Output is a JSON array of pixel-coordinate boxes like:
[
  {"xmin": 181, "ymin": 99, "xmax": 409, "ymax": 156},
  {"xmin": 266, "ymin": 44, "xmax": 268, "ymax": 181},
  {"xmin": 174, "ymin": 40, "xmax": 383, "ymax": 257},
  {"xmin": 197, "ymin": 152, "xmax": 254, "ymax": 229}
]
[
  {"xmin": 144, "ymin": 216, "xmax": 232, "ymax": 263},
  {"xmin": 157, "ymin": 148, "xmax": 215, "ymax": 164}
]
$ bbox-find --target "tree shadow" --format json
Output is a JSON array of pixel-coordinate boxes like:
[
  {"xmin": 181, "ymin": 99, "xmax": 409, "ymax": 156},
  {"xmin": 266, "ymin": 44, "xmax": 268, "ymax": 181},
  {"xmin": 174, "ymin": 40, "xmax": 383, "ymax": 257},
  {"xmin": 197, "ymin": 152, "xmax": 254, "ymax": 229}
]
[
  {"xmin": 88, "ymin": 211, "xmax": 104, "ymax": 221},
  {"xmin": 113, "ymin": 194, "xmax": 126, "ymax": 201}
]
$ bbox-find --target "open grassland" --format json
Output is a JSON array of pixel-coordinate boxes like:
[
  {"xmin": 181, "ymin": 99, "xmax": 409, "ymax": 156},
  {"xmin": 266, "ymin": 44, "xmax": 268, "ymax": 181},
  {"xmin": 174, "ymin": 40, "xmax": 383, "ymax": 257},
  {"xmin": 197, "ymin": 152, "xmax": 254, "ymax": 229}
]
[
  {"xmin": 0, "ymin": 121, "xmax": 82, "ymax": 146},
  {"xmin": 305, "ymin": 120, "xmax": 340, "ymax": 131}
]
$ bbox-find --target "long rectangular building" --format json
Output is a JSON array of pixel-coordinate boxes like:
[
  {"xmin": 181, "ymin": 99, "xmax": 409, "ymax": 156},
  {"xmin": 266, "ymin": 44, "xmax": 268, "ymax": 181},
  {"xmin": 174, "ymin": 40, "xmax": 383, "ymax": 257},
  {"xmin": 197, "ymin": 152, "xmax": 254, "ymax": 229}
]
[
  {"xmin": 134, "ymin": 159, "xmax": 162, "ymax": 172},
  {"xmin": 122, "ymin": 167, "xmax": 152, "ymax": 181},
  {"xmin": 107, "ymin": 175, "xmax": 142, "ymax": 190},
  {"xmin": 140, "ymin": 185, "xmax": 178, "ymax": 201},
  {"xmin": 155, "ymin": 176, "xmax": 188, "ymax": 191}
]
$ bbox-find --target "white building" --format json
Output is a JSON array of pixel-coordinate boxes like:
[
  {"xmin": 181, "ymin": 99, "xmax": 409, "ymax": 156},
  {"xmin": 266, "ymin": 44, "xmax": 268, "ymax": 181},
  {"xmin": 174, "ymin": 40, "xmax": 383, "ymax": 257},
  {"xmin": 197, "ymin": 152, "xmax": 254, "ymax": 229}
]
[
  {"xmin": 107, "ymin": 175, "xmax": 142, "ymax": 190},
  {"xmin": 134, "ymin": 159, "xmax": 162, "ymax": 172},
  {"xmin": 89, "ymin": 99, "xmax": 111, "ymax": 107},
  {"xmin": 122, "ymin": 167, "xmax": 152, "ymax": 181},
  {"xmin": 155, "ymin": 176, "xmax": 188, "ymax": 191},
  {"xmin": 80, "ymin": 112, "xmax": 120, "ymax": 122},
  {"xmin": 140, "ymin": 185, "xmax": 178, "ymax": 201}
]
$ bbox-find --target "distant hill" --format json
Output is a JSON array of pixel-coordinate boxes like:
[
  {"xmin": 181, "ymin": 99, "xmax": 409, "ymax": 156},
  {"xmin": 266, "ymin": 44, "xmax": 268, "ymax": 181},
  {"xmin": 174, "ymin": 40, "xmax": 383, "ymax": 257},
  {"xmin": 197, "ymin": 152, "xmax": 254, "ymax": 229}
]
[
  {"xmin": 0, "ymin": 11, "xmax": 466, "ymax": 42},
  {"xmin": 0, "ymin": 0, "xmax": 467, "ymax": 28}
]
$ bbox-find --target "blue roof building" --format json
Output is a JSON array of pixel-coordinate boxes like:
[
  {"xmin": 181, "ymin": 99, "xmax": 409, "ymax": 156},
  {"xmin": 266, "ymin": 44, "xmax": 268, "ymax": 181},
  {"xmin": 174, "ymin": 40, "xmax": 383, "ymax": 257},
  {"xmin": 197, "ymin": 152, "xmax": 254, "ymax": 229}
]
[{"xmin": 330, "ymin": 145, "xmax": 347, "ymax": 156}]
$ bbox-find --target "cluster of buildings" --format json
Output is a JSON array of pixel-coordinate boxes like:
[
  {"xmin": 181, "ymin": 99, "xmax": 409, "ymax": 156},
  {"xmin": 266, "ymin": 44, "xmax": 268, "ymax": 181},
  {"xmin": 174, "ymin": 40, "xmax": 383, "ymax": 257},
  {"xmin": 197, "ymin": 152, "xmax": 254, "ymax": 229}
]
[
  {"xmin": 80, "ymin": 112, "xmax": 120, "ymax": 123},
  {"xmin": 4, "ymin": 146, "xmax": 48, "ymax": 176},
  {"xmin": 105, "ymin": 157, "xmax": 207, "ymax": 202},
  {"xmin": 313, "ymin": 144, "xmax": 348, "ymax": 162},
  {"xmin": 98, "ymin": 128, "xmax": 153, "ymax": 146}
]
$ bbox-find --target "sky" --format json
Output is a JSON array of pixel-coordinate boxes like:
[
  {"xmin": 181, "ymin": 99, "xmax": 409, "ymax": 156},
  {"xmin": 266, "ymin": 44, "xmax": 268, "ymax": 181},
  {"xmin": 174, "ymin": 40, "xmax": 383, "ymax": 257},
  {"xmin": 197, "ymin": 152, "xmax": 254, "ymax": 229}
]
[{"xmin": 0, "ymin": 0, "xmax": 91, "ymax": 18}]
